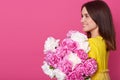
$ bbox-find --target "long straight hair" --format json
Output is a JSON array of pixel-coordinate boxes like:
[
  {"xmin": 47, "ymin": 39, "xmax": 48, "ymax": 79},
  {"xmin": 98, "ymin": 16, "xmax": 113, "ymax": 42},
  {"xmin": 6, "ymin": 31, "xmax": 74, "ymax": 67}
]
[{"xmin": 81, "ymin": 0, "xmax": 116, "ymax": 51}]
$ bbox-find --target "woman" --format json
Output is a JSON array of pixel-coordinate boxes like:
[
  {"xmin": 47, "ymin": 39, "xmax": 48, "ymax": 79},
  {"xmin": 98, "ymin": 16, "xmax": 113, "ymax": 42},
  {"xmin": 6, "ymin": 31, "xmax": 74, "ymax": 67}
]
[{"xmin": 81, "ymin": 0, "xmax": 116, "ymax": 80}]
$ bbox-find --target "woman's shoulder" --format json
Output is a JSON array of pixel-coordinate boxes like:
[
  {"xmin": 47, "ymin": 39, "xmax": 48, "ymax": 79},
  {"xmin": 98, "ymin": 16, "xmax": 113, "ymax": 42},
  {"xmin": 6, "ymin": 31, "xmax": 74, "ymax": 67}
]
[
  {"xmin": 88, "ymin": 36, "xmax": 103, "ymax": 45},
  {"xmin": 88, "ymin": 36, "xmax": 106, "ymax": 50},
  {"xmin": 88, "ymin": 36, "xmax": 107, "ymax": 59}
]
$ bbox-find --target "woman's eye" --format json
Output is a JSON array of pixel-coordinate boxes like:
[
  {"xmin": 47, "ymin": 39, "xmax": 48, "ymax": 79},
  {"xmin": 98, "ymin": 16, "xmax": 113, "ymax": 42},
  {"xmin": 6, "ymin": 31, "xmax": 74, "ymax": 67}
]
[
  {"xmin": 81, "ymin": 14, "xmax": 89, "ymax": 18},
  {"xmin": 81, "ymin": 15, "xmax": 83, "ymax": 18},
  {"xmin": 85, "ymin": 14, "xmax": 89, "ymax": 18}
]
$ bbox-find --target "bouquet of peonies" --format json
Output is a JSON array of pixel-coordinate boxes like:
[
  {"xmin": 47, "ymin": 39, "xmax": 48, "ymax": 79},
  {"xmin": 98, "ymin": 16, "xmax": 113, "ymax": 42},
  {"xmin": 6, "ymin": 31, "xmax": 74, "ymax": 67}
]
[{"xmin": 41, "ymin": 30, "xmax": 97, "ymax": 80}]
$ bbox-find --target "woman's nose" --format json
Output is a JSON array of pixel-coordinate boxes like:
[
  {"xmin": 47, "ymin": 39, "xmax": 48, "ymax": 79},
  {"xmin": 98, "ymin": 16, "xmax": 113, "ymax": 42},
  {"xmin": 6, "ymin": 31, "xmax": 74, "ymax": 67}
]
[{"xmin": 81, "ymin": 17, "xmax": 84, "ymax": 23}]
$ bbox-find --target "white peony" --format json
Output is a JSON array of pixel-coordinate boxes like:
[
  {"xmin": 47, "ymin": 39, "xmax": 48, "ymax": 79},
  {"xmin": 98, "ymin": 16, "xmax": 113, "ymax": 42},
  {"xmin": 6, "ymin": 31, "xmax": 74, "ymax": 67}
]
[
  {"xmin": 68, "ymin": 31, "xmax": 88, "ymax": 43},
  {"xmin": 68, "ymin": 52, "xmax": 81, "ymax": 69},
  {"xmin": 78, "ymin": 42, "xmax": 90, "ymax": 53},
  {"xmin": 44, "ymin": 37, "xmax": 60, "ymax": 52},
  {"xmin": 67, "ymin": 30, "xmax": 90, "ymax": 53},
  {"xmin": 53, "ymin": 69, "xmax": 66, "ymax": 80},
  {"xmin": 86, "ymin": 78, "xmax": 91, "ymax": 80},
  {"xmin": 41, "ymin": 61, "xmax": 55, "ymax": 78}
]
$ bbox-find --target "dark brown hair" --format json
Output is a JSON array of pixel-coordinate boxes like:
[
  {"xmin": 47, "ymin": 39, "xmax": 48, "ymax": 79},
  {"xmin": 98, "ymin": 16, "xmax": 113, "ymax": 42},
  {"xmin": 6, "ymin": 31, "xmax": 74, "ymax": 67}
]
[{"xmin": 81, "ymin": 0, "xmax": 116, "ymax": 51}]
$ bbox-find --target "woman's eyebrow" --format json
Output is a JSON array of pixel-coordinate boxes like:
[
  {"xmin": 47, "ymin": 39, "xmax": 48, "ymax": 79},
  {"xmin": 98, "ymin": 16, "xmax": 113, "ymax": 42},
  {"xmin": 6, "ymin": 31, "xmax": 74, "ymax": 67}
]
[{"xmin": 81, "ymin": 13, "xmax": 89, "ymax": 16}]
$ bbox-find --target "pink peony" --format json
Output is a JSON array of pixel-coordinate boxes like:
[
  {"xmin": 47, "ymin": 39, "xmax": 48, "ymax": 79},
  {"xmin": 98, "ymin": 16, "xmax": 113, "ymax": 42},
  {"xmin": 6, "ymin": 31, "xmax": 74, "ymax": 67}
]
[
  {"xmin": 45, "ymin": 51, "xmax": 62, "ymax": 68},
  {"xmin": 67, "ymin": 71, "xmax": 84, "ymax": 80},
  {"xmin": 74, "ymin": 49, "xmax": 88, "ymax": 61},
  {"xmin": 61, "ymin": 38, "xmax": 78, "ymax": 51},
  {"xmin": 57, "ymin": 59, "xmax": 72, "ymax": 75},
  {"xmin": 83, "ymin": 59, "xmax": 97, "ymax": 76},
  {"xmin": 74, "ymin": 63, "xmax": 85, "ymax": 76},
  {"xmin": 55, "ymin": 46, "xmax": 69, "ymax": 58}
]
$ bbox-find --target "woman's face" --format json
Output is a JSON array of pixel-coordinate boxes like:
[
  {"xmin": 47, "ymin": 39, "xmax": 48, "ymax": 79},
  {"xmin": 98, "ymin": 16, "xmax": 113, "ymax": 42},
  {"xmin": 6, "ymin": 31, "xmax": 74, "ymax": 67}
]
[{"xmin": 81, "ymin": 7, "xmax": 98, "ymax": 32}]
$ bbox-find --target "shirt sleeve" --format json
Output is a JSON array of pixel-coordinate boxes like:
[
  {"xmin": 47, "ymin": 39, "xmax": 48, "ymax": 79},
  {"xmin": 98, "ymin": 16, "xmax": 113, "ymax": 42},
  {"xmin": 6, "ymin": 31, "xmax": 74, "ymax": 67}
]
[{"xmin": 88, "ymin": 39, "xmax": 98, "ymax": 60}]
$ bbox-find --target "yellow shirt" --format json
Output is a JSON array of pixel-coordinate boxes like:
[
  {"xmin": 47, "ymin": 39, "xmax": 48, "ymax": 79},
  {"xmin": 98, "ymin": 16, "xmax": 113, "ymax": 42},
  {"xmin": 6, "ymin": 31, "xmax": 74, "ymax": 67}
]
[{"xmin": 88, "ymin": 36, "xmax": 110, "ymax": 80}]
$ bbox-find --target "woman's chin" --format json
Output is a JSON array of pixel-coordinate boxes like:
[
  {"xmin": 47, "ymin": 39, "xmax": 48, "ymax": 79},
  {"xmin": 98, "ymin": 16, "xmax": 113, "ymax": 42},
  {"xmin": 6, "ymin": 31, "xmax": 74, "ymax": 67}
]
[{"xmin": 82, "ymin": 28, "xmax": 88, "ymax": 32}]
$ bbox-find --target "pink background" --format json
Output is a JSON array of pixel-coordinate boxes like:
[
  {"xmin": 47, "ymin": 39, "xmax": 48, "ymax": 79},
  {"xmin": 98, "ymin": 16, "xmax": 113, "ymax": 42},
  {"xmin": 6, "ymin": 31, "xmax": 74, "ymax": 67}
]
[{"xmin": 0, "ymin": 0, "xmax": 120, "ymax": 80}]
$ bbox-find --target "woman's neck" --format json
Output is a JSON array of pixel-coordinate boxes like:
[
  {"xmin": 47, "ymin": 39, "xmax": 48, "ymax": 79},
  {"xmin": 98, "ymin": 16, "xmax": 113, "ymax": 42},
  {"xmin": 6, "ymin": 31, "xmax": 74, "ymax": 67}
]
[
  {"xmin": 91, "ymin": 32, "xmax": 100, "ymax": 38},
  {"xmin": 90, "ymin": 27, "xmax": 100, "ymax": 38}
]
